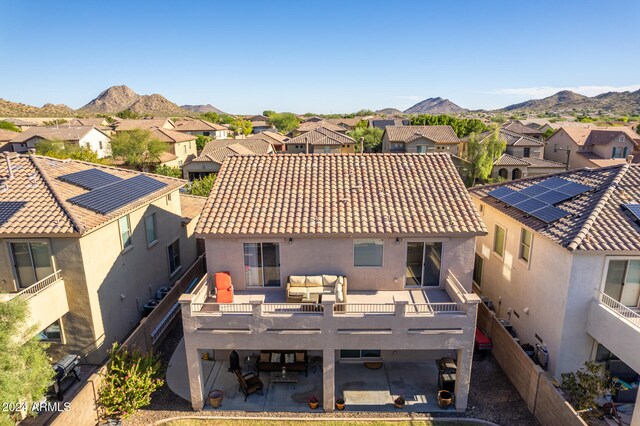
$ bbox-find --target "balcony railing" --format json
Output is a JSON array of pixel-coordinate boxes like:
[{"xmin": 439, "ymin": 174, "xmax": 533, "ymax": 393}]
[
  {"xmin": 406, "ymin": 302, "xmax": 466, "ymax": 314},
  {"xmin": 12, "ymin": 271, "xmax": 63, "ymax": 300},
  {"xmin": 599, "ymin": 291, "xmax": 640, "ymax": 327}
]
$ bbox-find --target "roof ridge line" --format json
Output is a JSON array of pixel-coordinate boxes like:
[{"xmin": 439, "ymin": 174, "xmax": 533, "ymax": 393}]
[
  {"xmin": 29, "ymin": 155, "xmax": 87, "ymax": 235},
  {"xmin": 566, "ymin": 164, "xmax": 629, "ymax": 252}
]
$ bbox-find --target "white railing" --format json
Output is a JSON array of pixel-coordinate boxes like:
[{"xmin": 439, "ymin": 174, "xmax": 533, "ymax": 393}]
[
  {"xmin": 263, "ymin": 303, "xmax": 324, "ymax": 314},
  {"xmin": 333, "ymin": 303, "xmax": 396, "ymax": 314},
  {"xmin": 16, "ymin": 271, "xmax": 63, "ymax": 300},
  {"xmin": 600, "ymin": 292, "xmax": 640, "ymax": 327},
  {"xmin": 191, "ymin": 303, "xmax": 253, "ymax": 314},
  {"xmin": 406, "ymin": 302, "xmax": 466, "ymax": 314}
]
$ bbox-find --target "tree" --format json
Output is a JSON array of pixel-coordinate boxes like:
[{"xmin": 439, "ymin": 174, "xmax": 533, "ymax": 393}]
[
  {"xmin": 267, "ymin": 112, "xmax": 300, "ymax": 133},
  {"xmin": 110, "ymin": 129, "xmax": 167, "ymax": 170},
  {"xmin": 410, "ymin": 114, "xmax": 488, "ymax": 138},
  {"xmin": 186, "ymin": 173, "xmax": 216, "ymax": 197},
  {"xmin": 347, "ymin": 126, "xmax": 383, "ymax": 152},
  {"xmin": 561, "ymin": 361, "xmax": 612, "ymax": 416},
  {"xmin": 116, "ymin": 109, "xmax": 140, "ymax": 120},
  {"xmin": 229, "ymin": 118, "xmax": 252, "ymax": 136},
  {"xmin": 36, "ymin": 139, "xmax": 105, "ymax": 163},
  {"xmin": 196, "ymin": 135, "xmax": 212, "ymax": 152},
  {"xmin": 153, "ymin": 165, "xmax": 182, "ymax": 178},
  {"xmin": 0, "ymin": 298, "xmax": 55, "ymax": 425},
  {"xmin": 465, "ymin": 128, "xmax": 506, "ymax": 185},
  {"xmin": 262, "ymin": 110, "xmax": 276, "ymax": 117},
  {"xmin": 98, "ymin": 343, "xmax": 164, "ymax": 421},
  {"xmin": 0, "ymin": 120, "xmax": 20, "ymax": 132},
  {"xmin": 42, "ymin": 119, "xmax": 67, "ymax": 126},
  {"xmin": 199, "ymin": 112, "xmax": 219, "ymax": 124},
  {"xmin": 542, "ymin": 128, "xmax": 555, "ymax": 140}
]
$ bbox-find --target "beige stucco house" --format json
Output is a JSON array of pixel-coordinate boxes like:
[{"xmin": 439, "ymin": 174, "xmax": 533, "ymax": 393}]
[
  {"xmin": 174, "ymin": 119, "xmax": 229, "ymax": 139},
  {"xmin": 544, "ymin": 126, "xmax": 639, "ymax": 169},
  {"xmin": 283, "ymin": 127, "xmax": 356, "ymax": 154},
  {"xmin": 150, "ymin": 127, "xmax": 198, "ymax": 168},
  {"xmin": 382, "ymin": 125, "xmax": 461, "ymax": 156},
  {"xmin": 179, "ymin": 153, "xmax": 487, "ymax": 412},
  {"xmin": 469, "ymin": 162, "xmax": 640, "ymax": 423},
  {"xmin": 113, "ymin": 118, "xmax": 175, "ymax": 132},
  {"xmin": 10, "ymin": 126, "xmax": 112, "ymax": 158},
  {"xmin": 0, "ymin": 152, "xmax": 203, "ymax": 364}
]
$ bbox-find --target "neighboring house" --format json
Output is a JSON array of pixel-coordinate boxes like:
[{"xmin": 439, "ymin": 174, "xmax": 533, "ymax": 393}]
[
  {"xmin": 469, "ymin": 162, "xmax": 640, "ymax": 425},
  {"xmin": 150, "ymin": 127, "xmax": 198, "ymax": 168},
  {"xmin": 113, "ymin": 118, "xmax": 175, "ymax": 131},
  {"xmin": 291, "ymin": 120, "xmax": 347, "ymax": 136},
  {"xmin": 67, "ymin": 118, "xmax": 111, "ymax": 127},
  {"xmin": 326, "ymin": 118, "xmax": 363, "ymax": 130},
  {"xmin": 174, "ymin": 119, "xmax": 229, "ymax": 139},
  {"xmin": 180, "ymin": 153, "xmax": 486, "ymax": 412},
  {"xmin": 369, "ymin": 118, "xmax": 410, "ymax": 130},
  {"xmin": 2, "ymin": 118, "xmax": 38, "ymax": 131},
  {"xmin": 0, "ymin": 152, "xmax": 202, "ymax": 363},
  {"xmin": 252, "ymin": 130, "xmax": 289, "ymax": 152},
  {"xmin": 283, "ymin": 127, "xmax": 356, "ymax": 154},
  {"xmin": 544, "ymin": 126, "xmax": 639, "ymax": 169},
  {"xmin": 382, "ymin": 125, "xmax": 461, "ymax": 155},
  {"xmin": 247, "ymin": 115, "xmax": 274, "ymax": 134},
  {"xmin": 501, "ymin": 121, "xmax": 544, "ymax": 140},
  {"xmin": 10, "ymin": 126, "xmax": 111, "ymax": 158},
  {"xmin": 0, "ymin": 129, "xmax": 19, "ymax": 152},
  {"xmin": 182, "ymin": 137, "xmax": 274, "ymax": 180}
]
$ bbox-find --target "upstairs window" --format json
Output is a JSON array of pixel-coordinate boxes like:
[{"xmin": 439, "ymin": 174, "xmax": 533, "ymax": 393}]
[
  {"xmin": 523, "ymin": 147, "xmax": 530, "ymax": 158},
  {"xmin": 145, "ymin": 213, "xmax": 157, "ymax": 246},
  {"xmin": 354, "ymin": 239, "xmax": 383, "ymax": 267},
  {"xmin": 519, "ymin": 228, "xmax": 532, "ymax": 264},
  {"xmin": 612, "ymin": 147, "xmax": 628, "ymax": 159},
  {"xmin": 493, "ymin": 225, "xmax": 506, "ymax": 257},
  {"xmin": 118, "ymin": 215, "xmax": 132, "ymax": 250}
]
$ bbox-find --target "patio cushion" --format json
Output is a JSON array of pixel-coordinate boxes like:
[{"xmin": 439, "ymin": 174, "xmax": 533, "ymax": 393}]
[
  {"xmin": 284, "ymin": 353, "xmax": 295, "ymax": 364},
  {"xmin": 288, "ymin": 288, "xmax": 307, "ymax": 296},
  {"xmin": 305, "ymin": 276, "xmax": 323, "ymax": 287},
  {"xmin": 307, "ymin": 287, "xmax": 325, "ymax": 294},
  {"xmin": 270, "ymin": 353, "xmax": 281, "ymax": 363},
  {"xmin": 322, "ymin": 275, "xmax": 338, "ymax": 286},
  {"xmin": 260, "ymin": 352, "xmax": 270, "ymax": 363},
  {"xmin": 289, "ymin": 276, "xmax": 306, "ymax": 286},
  {"xmin": 335, "ymin": 282, "xmax": 344, "ymax": 302},
  {"xmin": 295, "ymin": 352, "xmax": 305, "ymax": 363}
]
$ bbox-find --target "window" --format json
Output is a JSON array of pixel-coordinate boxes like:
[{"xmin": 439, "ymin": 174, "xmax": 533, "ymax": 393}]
[
  {"xmin": 340, "ymin": 349, "xmax": 381, "ymax": 359},
  {"xmin": 323, "ymin": 146, "xmax": 331, "ymax": 153},
  {"xmin": 619, "ymin": 135, "xmax": 625, "ymax": 142},
  {"xmin": 405, "ymin": 242, "xmax": 442, "ymax": 286},
  {"xmin": 203, "ymin": 131, "xmax": 210, "ymax": 136},
  {"xmin": 416, "ymin": 145, "xmax": 427, "ymax": 153},
  {"xmin": 166, "ymin": 193, "xmax": 172, "ymax": 205},
  {"xmin": 612, "ymin": 147, "xmax": 628, "ymax": 158},
  {"xmin": 183, "ymin": 145, "xmax": 187, "ymax": 154},
  {"xmin": 38, "ymin": 320, "xmax": 62, "ymax": 342},
  {"xmin": 493, "ymin": 225, "xmax": 506, "ymax": 257},
  {"xmin": 354, "ymin": 239, "xmax": 383, "ymax": 267},
  {"xmin": 118, "ymin": 215, "xmax": 132, "ymax": 250},
  {"xmin": 99, "ymin": 141, "xmax": 103, "ymax": 150},
  {"xmin": 9, "ymin": 241, "xmax": 54, "ymax": 288},
  {"xmin": 519, "ymin": 228, "xmax": 532, "ymax": 263},
  {"xmin": 523, "ymin": 147, "xmax": 530, "ymax": 158},
  {"xmin": 243, "ymin": 243, "xmax": 280, "ymax": 286},
  {"xmin": 145, "ymin": 213, "xmax": 157, "ymax": 246},
  {"xmin": 603, "ymin": 258, "xmax": 640, "ymax": 307},
  {"xmin": 473, "ymin": 254, "xmax": 484, "ymax": 288},
  {"xmin": 167, "ymin": 240, "xmax": 181, "ymax": 275}
]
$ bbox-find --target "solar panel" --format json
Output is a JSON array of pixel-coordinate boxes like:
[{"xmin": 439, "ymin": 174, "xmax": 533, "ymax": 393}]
[
  {"xmin": 556, "ymin": 181, "xmax": 592, "ymax": 197},
  {"xmin": 529, "ymin": 205, "xmax": 570, "ymax": 223},
  {"xmin": 519, "ymin": 185, "xmax": 549, "ymax": 197},
  {"xmin": 535, "ymin": 190, "xmax": 571, "ymax": 205},
  {"xmin": 537, "ymin": 177, "xmax": 569, "ymax": 189},
  {"xmin": 501, "ymin": 192, "xmax": 530, "ymax": 205},
  {"xmin": 513, "ymin": 198, "xmax": 547, "ymax": 213},
  {"xmin": 68, "ymin": 175, "xmax": 168, "ymax": 214},
  {"xmin": 59, "ymin": 169, "xmax": 123, "ymax": 190},
  {"xmin": 622, "ymin": 204, "xmax": 640, "ymax": 223},
  {"xmin": 488, "ymin": 187, "xmax": 516, "ymax": 200}
]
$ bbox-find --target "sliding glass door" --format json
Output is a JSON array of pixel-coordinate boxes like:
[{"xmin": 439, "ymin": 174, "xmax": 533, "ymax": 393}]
[
  {"xmin": 243, "ymin": 242, "xmax": 280, "ymax": 287},
  {"xmin": 10, "ymin": 241, "xmax": 54, "ymax": 289},
  {"xmin": 604, "ymin": 259, "xmax": 640, "ymax": 307},
  {"xmin": 405, "ymin": 242, "xmax": 442, "ymax": 287}
]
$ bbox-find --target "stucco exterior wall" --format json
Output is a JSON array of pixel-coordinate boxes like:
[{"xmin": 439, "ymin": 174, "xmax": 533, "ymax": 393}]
[
  {"xmin": 79, "ymin": 128, "xmax": 111, "ymax": 159},
  {"xmin": 591, "ymin": 136, "xmax": 634, "ymax": 160},
  {"xmin": 506, "ymin": 146, "xmax": 543, "ymax": 159}
]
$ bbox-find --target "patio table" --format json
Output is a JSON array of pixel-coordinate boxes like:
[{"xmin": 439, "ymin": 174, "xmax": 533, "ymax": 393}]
[{"xmin": 270, "ymin": 370, "xmax": 298, "ymax": 384}]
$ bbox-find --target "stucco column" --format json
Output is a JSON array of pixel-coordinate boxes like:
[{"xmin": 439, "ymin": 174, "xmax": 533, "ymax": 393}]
[
  {"xmin": 632, "ymin": 391, "xmax": 640, "ymax": 426},
  {"xmin": 322, "ymin": 348, "xmax": 335, "ymax": 412},
  {"xmin": 454, "ymin": 344, "xmax": 473, "ymax": 411},
  {"xmin": 179, "ymin": 297, "xmax": 205, "ymax": 410}
]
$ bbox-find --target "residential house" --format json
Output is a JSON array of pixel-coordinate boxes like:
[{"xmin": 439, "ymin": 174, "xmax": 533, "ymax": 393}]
[
  {"xmin": 150, "ymin": 127, "xmax": 198, "ymax": 168},
  {"xmin": 488, "ymin": 129, "xmax": 565, "ymax": 180},
  {"xmin": 501, "ymin": 121, "xmax": 544, "ymax": 140},
  {"xmin": 0, "ymin": 152, "xmax": 203, "ymax": 363},
  {"xmin": 382, "ymin": 125, "xmax": 461, "ymax": 155},
  {"xmin": 283, "ymin": 127, "xmax": 356, "ymax": 154},
  {"xmin": 469, "ymin": 163, "xmax": 640, "ymax": 423},
  {"xmin": 9, "ymin": 126, "xmax": 111, "ymax": 158},
  {"xmin": 291, "ymin": 120, "xmax": 347, "ymax": 137},
  {"xmin": 0, "ymin": 129, "xmax": 18, "ymax": 152},
  {"xmin": 182, "ymin": 137, "xmax": 274, "ymax": 180},
  {"xmin": 247, "ymin": 115, "xmax": 274, "ymax": 134},
  {"xmin": 180, "ymin": 153, "xmax": 486, "ymax": 412},
  {"xmin": 2, "ymin": 118, "xmax": 38, "ymax": 131},
  {"xmin": 326, "ymin": 118, "xmax": 363, "ymax": 131},
  {"xmin": 113, "ymin": 118, "xmax": 175, "ymax": 132},
  {"xmin": 369, "ymin": 118, "xmax": 410, "ymax": 130},
  {"xmin": 174, "ymin": 119, "xmax": 229, "ymax": 139},
  {"xmin": 544, "ymin": 126, "xmax": 639, "ymax": 169},
  {"xmin": 67, "ymin": 118, "xmax": 111, "ymax": 128},
  {"xmin": 252, "ymin": 130, "xmax": 289, "ymax": 152}
]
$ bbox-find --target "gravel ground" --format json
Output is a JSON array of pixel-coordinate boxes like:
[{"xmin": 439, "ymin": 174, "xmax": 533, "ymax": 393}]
[{"xmin": 125, "ymin": 326, "xmax": 538, "ymax": 426}]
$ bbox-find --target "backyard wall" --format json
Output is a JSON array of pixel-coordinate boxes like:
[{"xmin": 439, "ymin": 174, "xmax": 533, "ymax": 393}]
[
  {"xmin": 478, "ymin": 303, "xmax": 587, "ymax": 426},
  {"xmin": 50, "ymin": 366, "xmax": 106, "ymax": 426}
]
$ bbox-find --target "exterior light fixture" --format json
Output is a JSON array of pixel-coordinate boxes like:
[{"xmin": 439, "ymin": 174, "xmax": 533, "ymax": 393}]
[{"xmin": 288, "ymin": 238, "xmax": 293, "ymax": 245}]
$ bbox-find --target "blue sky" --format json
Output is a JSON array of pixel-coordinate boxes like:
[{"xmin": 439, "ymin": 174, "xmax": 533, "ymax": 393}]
[{"xmin": 2, "ymin": 0, "xmax": 639, "ymax": 114}]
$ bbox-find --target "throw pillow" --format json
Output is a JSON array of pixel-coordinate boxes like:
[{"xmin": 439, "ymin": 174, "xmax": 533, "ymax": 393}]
[
  {"xmin": 322, "ymin": 275, "xmax": 338, "ymax": 286},
  {"xmin": 295, "ymin": 352, "xmax": 305, "ymax": 363},
  {"xmin": 335, "ymin": 282, "xmax": 344, "ymax": 302},
  {"xmin": 305, "ymin": 275, "xmax": 323, "ymax": 287},
  {"xmin": 284, "ymin": 353, "xmax": 295, "ymax": 364},
  {"xmin": 260, "ymin": 352, "xmax": 270, "ymax": 363},
  {"xmin": 270, "ymin": 352, "xmax": 281, "ymax": 363}
]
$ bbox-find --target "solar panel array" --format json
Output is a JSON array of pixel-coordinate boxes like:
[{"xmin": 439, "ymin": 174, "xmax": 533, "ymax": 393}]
[
  {"xmin": 622, "ymin": 204, "xmax": 640, "ymax": 224},
  {"xmin": 58, "ymin": 169, "xmax": 124, "ymax": 190},
  {"xmin": 488, "ymin": 177, "xmax": 592, "ymax": 223},
  {"xmin": 68, "ymin": 175, "xmax": 168, "ymax": 214}
]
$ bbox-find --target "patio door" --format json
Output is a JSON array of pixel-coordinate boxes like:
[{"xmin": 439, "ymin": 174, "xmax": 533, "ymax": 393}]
[
  {"xmin": 603, "ymin": 259, "xmax": 640, "ymax": 308},
  {"xmin": 243, "ymin": 242, "xmax": 280, "ymax": 287},
  {"xmin": 10, "ymin": 241, "xmax": 54, "ymax": 289},
  {"xmin": 405, "ymin": 242, "xmax": 442, "ymax": 287}
]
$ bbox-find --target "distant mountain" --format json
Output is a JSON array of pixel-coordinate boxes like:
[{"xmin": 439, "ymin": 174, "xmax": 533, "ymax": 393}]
[
  {"xmin": 404, "ymin": 97, "xmax": 467, "ymax": 114},
  {"xmin": 376, "ymin": 108, "xmax": 404, "ymax": 115},
  {"xmin": 80, "ymin": 85, "xmax": 189, "ymax": 116},
  {"xmin": 0, "ymin": 99, "xmax": 75, "ymax": 117},
  {"xmin": 500, "ymin": 89, "xmax": 640, "ymax": 114},
  {"xmin": 181, "ymin": 104, "xmax": 227, "ymax": 115}
]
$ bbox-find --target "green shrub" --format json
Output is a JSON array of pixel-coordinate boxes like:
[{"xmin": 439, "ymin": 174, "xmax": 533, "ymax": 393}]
[{"xmin": 561, "ymin": 361, "xmax": 611, "ymax": 415}]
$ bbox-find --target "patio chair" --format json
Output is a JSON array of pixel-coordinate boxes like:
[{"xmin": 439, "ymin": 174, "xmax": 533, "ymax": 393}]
[
  {"xmin": 234, "ymin": 369, "xmax": 264, "ymax": 401},
  {"xmin": 215, "ymin": 271, "xmax": 233, "ymax": 303}
]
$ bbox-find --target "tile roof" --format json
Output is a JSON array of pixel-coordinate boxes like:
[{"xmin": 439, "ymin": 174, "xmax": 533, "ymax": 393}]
[
  {"xmin": 151, "ymin": 127, "xmax": 196, "ymax": 143},
  {"xmin": 0, "ymin": 154, "xmax": 184, "ymax": 237},
  {"xmin": 285, "ymin": 127, "xmax": 356, "ymax": 146},
  {"xmin": 493, "ymin": 128, "xmax": 545, "ymax": 147},
  {"xmin": 179, "ymin": 194, "xmax": 206, "ymax": 223},
  {"xmin": 295, "ymin": 120, "xmax": 346, "ymax": 133},
  {"xmin": 174, "ymin": 118, "xmax": 227, "ymax": 132},
  {"xmin": 114, "ymin": 119, "xmax": 174, "ymax": 131},
  {"xmin": 470, "ymin": 163, "xmax": 640, "ymax": 251},
  {"xmin": 384, "ymin": 125, "xmax": 460, "ymax": 144},
  {"xmin": 503, "ymin": 121, "xmax": 543, "ymax": 135},
  {"xmin": 327, "ymin": 118, "xmax": 362, "ymax": 127},
  {"xmin": 67, "ymin": 118, "xmax": 108, "ymax": 127},
  {"xmin": 250, "ymin": 130, "xmax": 289, "ymax": 147},
  {"xmin": 494, "ymin": 154, "xmax": 530, "ymax": 166},
  {"xmin": 3, "ymin": 118, "xmax": 38, "ymax": 126},
  {"xmin": 0, "ymin": 129, "xmax": 19, "ymax": 142},
  {"xmin": 190, "ymin": 137, "xmax": 273, "ymax": 164},
  {"xmin": 561, "ymin": 126, "xmax": 640, "ymax": 147},
  {"xmin": 196, "ymin": 153, "xmax": 487, "ymax": 238},
  {"xmin": 10, "ymin": 126, "xmax": 103, "ymax": 143},
  {"xmin": 521, "ymin": 157, "xmax": 566, "ymax": 169}
]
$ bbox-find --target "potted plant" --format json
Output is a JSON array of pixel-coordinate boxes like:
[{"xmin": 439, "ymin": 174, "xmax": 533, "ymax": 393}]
[
  {"xmin": 394, "ymin": 395, "xmax": 405, "ymax": 409},
  {"xmin": 308, "ymin": 395, "xmax": 319, "ymax": 409},
  {"xmin": 335, "ymin": 397, "xmax": 345, "ymax": 410}
]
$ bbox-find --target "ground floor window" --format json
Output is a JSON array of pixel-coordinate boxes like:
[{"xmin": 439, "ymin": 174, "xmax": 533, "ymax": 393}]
[
  {"xmin": 340, "ymin": 349, "xmax": 381, "ymax": 359},
  {"xmin": 473, "ymin": 253, "xmax": 484, "ymax": 288},
  {"xmin": 38, "ymin": 320, "xmax": 63, "ymax": 342},
  {"xmin": 167, "ymin": 239, "xmax": 181, "ymax": 276}
]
